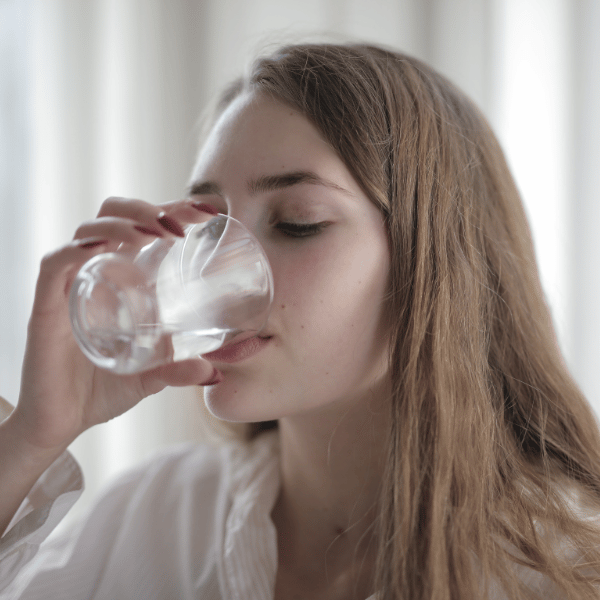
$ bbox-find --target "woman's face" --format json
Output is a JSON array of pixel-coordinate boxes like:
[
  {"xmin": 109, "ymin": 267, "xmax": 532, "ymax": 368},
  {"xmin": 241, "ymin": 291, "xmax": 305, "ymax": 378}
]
[{"xmin": 190, "ymin": 91, "xmax": 391, "ymax": 423}]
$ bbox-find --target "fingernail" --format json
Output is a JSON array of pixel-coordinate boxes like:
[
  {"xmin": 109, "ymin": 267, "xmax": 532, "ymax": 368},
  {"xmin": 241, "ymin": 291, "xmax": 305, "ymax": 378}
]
[
  {"xmin": 191, "ymin": 201, "xmax": 219, "ymax": 216},
  {"xmin": 79, "ymin": 239, "xmax": 108, "ymax": 249},
  {"xmin": 157, "ymin": 212, "xmax": 185, "ymax": 237},
  {"xmin": 134, "ymin": 225, "xmax": 164, "ymax": 237}
]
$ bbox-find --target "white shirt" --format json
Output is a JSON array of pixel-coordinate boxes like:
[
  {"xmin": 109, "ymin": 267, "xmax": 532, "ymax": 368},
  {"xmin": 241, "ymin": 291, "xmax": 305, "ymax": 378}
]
[
  {"xmin": 1, "ymin": 429, "xmax": 297, "ymax": 599},
  {"xmin": 0, "ymin": 424, "xmax": 593, "ymax": 599}
]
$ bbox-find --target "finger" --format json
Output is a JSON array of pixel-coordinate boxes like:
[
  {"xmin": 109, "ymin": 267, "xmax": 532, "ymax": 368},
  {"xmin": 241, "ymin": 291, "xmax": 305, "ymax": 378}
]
[
  {"xmin": 98, "ymin": 196, "xmax": 219, "ymax": 226},
  {"xmin": 96, "ymin": 196, "xmax": 164, "ymax": 222},
  {"xmin": 157, "ymin": 198, "xmax": 221, "ymax": 225},
  {"xmin": 95, "ymin": 196, "xmax": 219, "ymax": 238},
  {"xmin": 95, "ymin": 197, "xmax": 186, "ymax": 239},
  {"xmin": 73, "ymin": 216, "xmax": 166, "ymax": 245},
  {"xmin": 143, "ymin": 358, "xmax": 220, "ymax": 389},
  {"xmin": 32, "ymin": 238, "xmax": 114, "ymax": 316}
]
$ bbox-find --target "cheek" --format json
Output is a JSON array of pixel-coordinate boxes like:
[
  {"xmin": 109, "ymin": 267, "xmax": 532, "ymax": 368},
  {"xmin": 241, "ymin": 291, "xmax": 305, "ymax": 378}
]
[
  {"xmin": 203, "ymin": 235, "xmax": 390, "ymax": 422},
  {"xmin": 273, "ymin": 235, "xmax": 389, "ymax": 362}
]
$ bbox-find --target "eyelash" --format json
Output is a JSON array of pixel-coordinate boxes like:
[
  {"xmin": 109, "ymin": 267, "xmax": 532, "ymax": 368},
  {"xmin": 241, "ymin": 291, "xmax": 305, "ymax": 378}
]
[{"xmin": 275, "ymin": 222, "xmax": 327, "ymax": 238}]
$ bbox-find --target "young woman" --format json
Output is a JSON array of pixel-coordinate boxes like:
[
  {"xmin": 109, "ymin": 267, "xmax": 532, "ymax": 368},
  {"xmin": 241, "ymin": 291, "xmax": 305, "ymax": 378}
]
[{"xmin": 1, "ymin": 42, "xmax": 600, "ymax": 600}]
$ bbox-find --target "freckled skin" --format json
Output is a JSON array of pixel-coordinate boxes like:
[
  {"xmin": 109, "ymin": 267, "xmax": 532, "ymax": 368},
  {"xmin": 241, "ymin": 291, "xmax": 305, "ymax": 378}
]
[{"xmin": 192, "ymin": 92, "xmax": 391, "ymax": 425}]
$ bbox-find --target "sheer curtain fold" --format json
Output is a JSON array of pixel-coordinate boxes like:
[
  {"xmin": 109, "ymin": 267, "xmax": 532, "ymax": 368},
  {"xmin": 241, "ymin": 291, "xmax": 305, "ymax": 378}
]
[
  {"xmin": 0, "ymin": 0, "xmax": 34, "ymax": 407},
  {"xmin": 0, "ymin": 0, "xmax": 598, "ymax": 534},
  {"xmin": 569, "ymin": 0, "xmax": 600, "ymax": 411}
]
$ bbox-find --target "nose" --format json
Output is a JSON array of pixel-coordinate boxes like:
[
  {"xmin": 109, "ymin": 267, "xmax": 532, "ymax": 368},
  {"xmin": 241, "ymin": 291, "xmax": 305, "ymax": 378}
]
[
  {"xmin": 221, "ymin": 208, "xmax": 274, "ymax": 273},
  {"xmin": 204, "ymin": 202, "xmax": 276, "ymax": 291}
]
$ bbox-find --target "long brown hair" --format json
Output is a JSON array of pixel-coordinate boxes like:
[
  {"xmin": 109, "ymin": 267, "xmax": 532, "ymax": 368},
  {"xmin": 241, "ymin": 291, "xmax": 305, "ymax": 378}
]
[{"xmin": 203, "ymin": 43, "xmax": 600, "ymax": 599}]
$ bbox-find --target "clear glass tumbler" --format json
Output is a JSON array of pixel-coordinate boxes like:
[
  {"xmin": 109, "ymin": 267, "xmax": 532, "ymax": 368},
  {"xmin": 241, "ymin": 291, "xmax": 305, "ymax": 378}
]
[{"xmin": 69, "ymin": 214, "xmax": 273, "ymax": 374}]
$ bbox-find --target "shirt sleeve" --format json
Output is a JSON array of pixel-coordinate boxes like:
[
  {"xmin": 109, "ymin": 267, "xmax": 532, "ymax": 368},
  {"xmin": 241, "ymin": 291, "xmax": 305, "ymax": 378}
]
[
  {"xmin": 0, "ymin": 445, "xmax": 167, "ymax": 599},
  {"xmin": 0, "ymin": 450, "xmax": 84, "ymax": 595},
  {"xmin": 0, "ymin": 439, "xmax": 225, "ymax": 600}
]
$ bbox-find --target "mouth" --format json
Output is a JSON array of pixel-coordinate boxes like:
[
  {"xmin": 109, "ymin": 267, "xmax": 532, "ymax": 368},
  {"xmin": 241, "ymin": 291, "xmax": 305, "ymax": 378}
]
[
  {"xmin": 221, "ymin": 331, "xmax": 272, "ymax": 348},
  {"xmin": 201, "ymin": 334, "xmax": 273, "ymax": 363}
]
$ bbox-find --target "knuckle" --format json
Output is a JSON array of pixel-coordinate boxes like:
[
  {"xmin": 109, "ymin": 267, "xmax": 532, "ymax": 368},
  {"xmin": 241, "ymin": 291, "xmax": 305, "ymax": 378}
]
[
  {"xmin": 72, "ymin": 220, "xmax": 95, "ymax": 239},
  {"xmin": 100, "ymin": 196, "xmax": 118, "ymax": 209},
  {"xmin": 97, "ymin": 196, "xmax": 153, "ymax": 221},
  {"xmin": 40, "ymin": 247, "xmax": 60, "ymax": 267},
  {"xmin": 38, "ymin": 249, "xmax": 63, "ymax": 278},
  {"xmin": 97, "ymin": 196, "xmax": 126, "ymax": 216}
]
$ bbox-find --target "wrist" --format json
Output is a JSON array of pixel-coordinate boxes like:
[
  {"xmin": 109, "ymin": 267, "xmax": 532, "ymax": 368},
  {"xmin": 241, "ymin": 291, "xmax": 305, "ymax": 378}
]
[
  {"xmin": 0, "ymin": 410, "xmax": 71, "ymax": 477},
  {"xmin": 0, "ymin": 411, "xmax": 69, "ymax": 538}
]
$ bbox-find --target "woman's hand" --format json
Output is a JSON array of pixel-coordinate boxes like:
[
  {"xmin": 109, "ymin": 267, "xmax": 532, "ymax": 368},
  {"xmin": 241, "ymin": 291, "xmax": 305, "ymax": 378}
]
[{"xmin": 8, "ymin": 197, "xmax": 219, "ymax": 455}]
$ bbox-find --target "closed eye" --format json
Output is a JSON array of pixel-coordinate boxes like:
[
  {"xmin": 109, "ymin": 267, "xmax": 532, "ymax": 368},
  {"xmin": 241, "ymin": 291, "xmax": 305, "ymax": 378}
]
[{"xmin": 275, "ymin": 222, "xmax": 328, "ymax": 238}]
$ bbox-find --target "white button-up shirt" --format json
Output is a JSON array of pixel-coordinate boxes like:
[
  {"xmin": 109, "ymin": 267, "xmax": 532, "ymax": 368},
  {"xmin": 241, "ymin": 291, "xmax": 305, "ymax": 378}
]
[
  {"xmin": 0, "ymin": 423, "xmax": 594, "ymax": 599},
  {"xmin": 1, "ymin": 430, "xmax": 294, "ymax": 599}
]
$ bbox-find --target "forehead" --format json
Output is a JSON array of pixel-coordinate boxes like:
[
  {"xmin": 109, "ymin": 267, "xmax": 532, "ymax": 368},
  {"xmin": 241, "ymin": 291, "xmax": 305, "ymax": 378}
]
[
  {"xmin": 211, "ymin": 90, "xmax": 307, "ymax": 137},
  {"xmin": 192, "ymin": 91, "xmax": 343, "ymax": 182}
]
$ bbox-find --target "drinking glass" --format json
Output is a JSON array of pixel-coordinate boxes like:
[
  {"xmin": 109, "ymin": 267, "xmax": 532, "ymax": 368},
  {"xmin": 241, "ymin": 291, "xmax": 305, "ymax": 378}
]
[{"xmin": 69, "ymin": 214, "xmax": 273, "ymax": 374}]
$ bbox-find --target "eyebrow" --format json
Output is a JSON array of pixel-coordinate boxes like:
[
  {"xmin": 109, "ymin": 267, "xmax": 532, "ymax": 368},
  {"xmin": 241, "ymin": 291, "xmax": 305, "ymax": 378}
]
[{"xmin": 187, "ymin": 170, "xmax": 353, "ymax": 198}]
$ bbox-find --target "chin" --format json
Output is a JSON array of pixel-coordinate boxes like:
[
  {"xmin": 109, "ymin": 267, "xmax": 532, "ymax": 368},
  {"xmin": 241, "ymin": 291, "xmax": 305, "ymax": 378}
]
[{"xmin": 203, "ymin": 383, "xmax": 279, "ymax": 425}]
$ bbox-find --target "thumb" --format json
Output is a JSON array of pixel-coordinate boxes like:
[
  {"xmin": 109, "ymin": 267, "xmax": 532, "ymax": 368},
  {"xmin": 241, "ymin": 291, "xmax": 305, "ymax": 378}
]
[{"xmin": 148, "ymin": 358, "xmax": 220, "ymax": 388}]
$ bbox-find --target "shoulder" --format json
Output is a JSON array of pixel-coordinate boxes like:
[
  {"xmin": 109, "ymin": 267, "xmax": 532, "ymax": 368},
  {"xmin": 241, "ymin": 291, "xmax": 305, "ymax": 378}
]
[
  {"xmin": 90, "ymin": 430, "xmax": 280, "ymax": 519},
  {"xmin": 43, "ymin": 440, "xmax": 236, "ymax": 576},
  {"xmin": 0, "ymin": 433, "xmax": 280, "ymax": 597},
  {"xmin": 96, "ymin": 440, "xmax": 231, "ymax": 515}
]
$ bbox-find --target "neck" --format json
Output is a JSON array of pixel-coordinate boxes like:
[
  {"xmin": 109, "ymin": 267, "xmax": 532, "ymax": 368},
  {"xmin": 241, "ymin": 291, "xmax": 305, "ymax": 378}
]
[{"xmin": 271, "ymin": 379, "xmax": 389, "ymax": 592}]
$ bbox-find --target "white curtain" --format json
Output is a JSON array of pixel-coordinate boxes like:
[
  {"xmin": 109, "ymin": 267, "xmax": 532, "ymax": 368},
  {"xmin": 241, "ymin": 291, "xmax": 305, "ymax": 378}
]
[{"xmin": 1, "ymin": 0, "xmax": 599, "ymax": 535}]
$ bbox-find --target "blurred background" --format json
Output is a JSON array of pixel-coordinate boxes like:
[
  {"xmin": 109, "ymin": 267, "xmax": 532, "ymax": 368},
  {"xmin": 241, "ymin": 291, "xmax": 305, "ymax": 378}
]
[{"xmin": 1, "ymin": 0, "xmax": 599, "ymax": 536}]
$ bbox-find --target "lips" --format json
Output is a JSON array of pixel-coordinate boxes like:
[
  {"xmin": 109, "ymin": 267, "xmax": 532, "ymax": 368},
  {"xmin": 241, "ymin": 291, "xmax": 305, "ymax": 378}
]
[{"xmin": 202, "ymin": 335, "xmax": 272, "ymax": 363}]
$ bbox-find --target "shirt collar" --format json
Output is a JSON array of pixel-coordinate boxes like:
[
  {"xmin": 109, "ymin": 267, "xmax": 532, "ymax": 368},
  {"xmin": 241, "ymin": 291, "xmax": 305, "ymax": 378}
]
[{"xmin": 221, "ymin": 430, "xmax": 281, "ymax": 600}]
